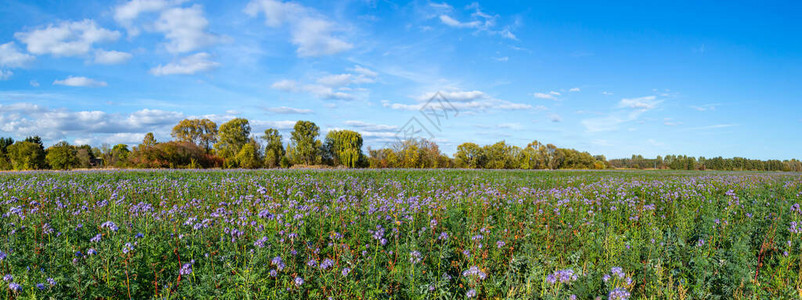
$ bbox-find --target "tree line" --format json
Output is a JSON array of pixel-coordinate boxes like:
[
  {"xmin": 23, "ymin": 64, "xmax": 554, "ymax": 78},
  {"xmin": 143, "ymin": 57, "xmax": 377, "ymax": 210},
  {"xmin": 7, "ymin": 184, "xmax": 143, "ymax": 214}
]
[
  {"xmin": 609, "ymin": 155, "xmax": 802, "ymax": 172},
  {"xmin": 0, "ymin": 117, "xmax": 797, "ymax": 171}
]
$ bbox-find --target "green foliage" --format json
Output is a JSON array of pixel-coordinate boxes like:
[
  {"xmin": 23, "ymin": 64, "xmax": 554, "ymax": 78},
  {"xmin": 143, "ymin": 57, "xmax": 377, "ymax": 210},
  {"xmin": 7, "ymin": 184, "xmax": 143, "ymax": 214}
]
[
  {"xmin": 289, "ymin": 120, "xmax": 320, "ymax": 165},
  {"xmin": 130, "ymin": 141, "xmax": 222, "ymax": 168},
  {"xmin": 172, "ymin": 119, "xmax": 218, "ymax": 152},
  {"xmin": 236, "ymin": 140, "xmax": 262, "ymax": 169},
  {"xmin": 45, "ymin": 141, "xmax": 79, "ymax": 170},
  {"xmin": 7, "ymin": 140, "xmax": 46, "ymax": 170},
  {"xmin": 214, "ymin": 118, "xmax": 250, "ymax": 164},
  {"xmin": 0, "ymin": 170, "xmax": 798, "ymax": 299},
  {"xmin": 261, "ymin": 128, "xmax": 285, "ymax": 168},
  {"xmin": 323, "ymin": 129, "xmax": 365, "ymax": 168}
]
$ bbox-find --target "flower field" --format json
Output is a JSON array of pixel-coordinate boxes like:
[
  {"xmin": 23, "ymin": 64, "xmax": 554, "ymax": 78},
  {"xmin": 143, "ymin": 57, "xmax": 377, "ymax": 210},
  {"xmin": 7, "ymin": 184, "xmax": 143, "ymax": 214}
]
[{"xmin": 0, "ymin": 170, "xmax": 801, "ymax": 299}]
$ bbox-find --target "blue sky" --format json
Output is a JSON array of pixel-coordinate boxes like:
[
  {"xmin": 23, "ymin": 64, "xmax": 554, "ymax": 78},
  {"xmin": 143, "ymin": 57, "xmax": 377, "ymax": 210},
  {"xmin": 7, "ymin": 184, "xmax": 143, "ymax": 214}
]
[{"xmin": 0, "ymin": 0, "xmax": 800, "ymax": 159}]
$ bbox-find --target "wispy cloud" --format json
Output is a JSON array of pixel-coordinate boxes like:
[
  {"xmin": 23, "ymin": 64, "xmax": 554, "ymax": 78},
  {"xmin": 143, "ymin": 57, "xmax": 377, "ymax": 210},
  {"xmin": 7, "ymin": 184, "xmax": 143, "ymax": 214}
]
[
  {"xmin": 265, "ymin": 106, "xmax": 312, "ymax": 114},
  {"xmin": 581, "ymin": 95, "xmax": 661, "ymax": 132},
  {"xmin": 53, "ymin": 76, "xmax": 108, "ymax": 87},
  {"xmin": 149, "ymin": 52, "xmax": 219, "ymax": 76}
]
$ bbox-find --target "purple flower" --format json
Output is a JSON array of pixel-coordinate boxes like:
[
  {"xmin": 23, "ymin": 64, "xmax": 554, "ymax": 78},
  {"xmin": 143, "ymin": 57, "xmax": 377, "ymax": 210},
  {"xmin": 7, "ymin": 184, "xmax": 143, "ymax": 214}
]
[
  {"xmin": 611, "ymin": 267, "xmax": 624, "ymax": 278},
  {"xmin": 90, "ymin": 234, "xmax": 102, "ymax": 243},
  {"xmin": 496, "ymin": 240, "xmax": 506, "ymax": 249},
  {"xmin": 410, "ymin": 250, "xmax": 422, "ymax": 264},
  {"xmin": 341, "ymin": 267, "xmax": 351, "ymax": 277},
  {"xmin": 609, "ymin": 287, "xmax": 631, "ymax": 300},
  {"xmin": 47, "ymin": 278, "xmax": 56, "ymax": 286},
  {"xmin": 37, "ymin": 283, "xmax": 45, "ymax": 290},
  {"xmin": 88, "ymin": 248, "xmax": 97, "ymax": 255},
  {"xmin": 3, "ymin": 274, "xmax": 12, "ymax": 282},
  {"xmin": 101, "ymin": 221, "xmax": 118, "ymax": 232},
  {"xmin": 0, "ymin": 251, "xmax": 6, "ymax": 261},
  {"xmin": 271, "ymin": 256, "xmax": 285, "ymax": 271},
  {"xmin": 462, "ymin": 266, "xmax": 486, "ymax": 280},
  {"xmin": 269, "ymin": 269, "xmax": 277, "ymax": 277},
  {"xmin": 307, "ymin": 259, "xmax": 317, "ymax": 268},
  {"xmin": 320, "ymin": 258, "xmax": 334, "ymax": 270},
  {"xmin": 122, "ymin": 243, "xmax": 134, "ymax": 254},
  {"xmin": 466, "ymin": 289, "xmax": 476, "ymax": 298},
  {"xmin": 294, "ymin": 276, "xmax": 304, "ymax": 287},
  {"xmin": 179, "ymin": 262, "xmax": 193, "ymax": 275},
  {"xmin": 8, "ymin": 282, "xmax": 20, "ymax": 292}
]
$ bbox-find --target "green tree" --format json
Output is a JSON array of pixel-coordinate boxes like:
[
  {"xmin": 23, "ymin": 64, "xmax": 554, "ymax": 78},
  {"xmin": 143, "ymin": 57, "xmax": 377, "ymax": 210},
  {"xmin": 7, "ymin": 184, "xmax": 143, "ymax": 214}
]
[
  {"xmin": 214, "ymin": 118, "xmax": 251, "ymax": 166},
  {"xmin": 111, "ymin": 144, "xmax": 131, "ymax": 167},
  {"xmin": 46, "ymin": 141, "xmax": 79, "ymax": 170},
  {"xmin": 142, "ymin": 132, "xmax": 157, "ymax": 148},
  {"xmin": 7, "ymin": 141, "xmax": 47, "ymax": 170},
  {"xmin": 454, "ymin": 142, "xmax": 485, "ymax": 168},
  {"xmin": 261, "ymin": 128, "xmax": 285, "ymax": 168},
  {"xmin": 324, "ymin": 130, "xmax": 364, "ymax": 168},
  {"xmin": 0, "ymin": 137, "xmax": 14, "ymax": 170},
  {"xmin": 236, "ymin": 139, "xmax": 263, "ymax": 169},
  {"xmin": 289, "ymin": 120, "xmax": 320, "ymax": 165},
  {"xmin": 172, "ymin": 119, "xmax": 218, "ymax": 152},
  {"xmin": 76, "ymin": 145, "xmax": 95, "ymax": 168}
]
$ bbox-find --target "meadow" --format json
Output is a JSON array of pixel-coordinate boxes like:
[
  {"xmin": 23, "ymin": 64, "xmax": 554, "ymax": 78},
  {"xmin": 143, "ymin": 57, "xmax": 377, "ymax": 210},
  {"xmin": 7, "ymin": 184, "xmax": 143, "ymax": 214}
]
[{"xmin": 0, "ymin": 169, "xmax": 800, "ymax": 299}]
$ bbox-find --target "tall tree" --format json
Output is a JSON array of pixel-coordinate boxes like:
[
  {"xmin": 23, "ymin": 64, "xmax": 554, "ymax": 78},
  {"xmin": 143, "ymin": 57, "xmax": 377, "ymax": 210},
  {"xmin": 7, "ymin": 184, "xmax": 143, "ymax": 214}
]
[
  {"xmin": 214, "ymin": 118, "xmax": 251, "ymax": 166},
  {"xmin": 261, "ymin": 128, "xmax": 285, "ymax": 168},
  {"xmin": 236, "ymin": 139, "xmax": 263, "ymax": 169},
  {"xmin": 142, "ymin": 132, "xmax": 157, "ymax": 147},
  {"xmin": 45, "ymin": 141, "xmax": 78, "ymax": 170},
  {"xmin": 111, "ymin": 144, "xmax": 131, "ymax": 167},
  {"xmin": 289, "ymin": 120, "xmax": 320, "ymax": 165},
  {"xmin": 172, "ymin": 119, "xmax": 218, "ymax": 152},
  {"xmin": 324, "ymin": 129, "xmax": 364, "ymax": 168},
  {"xmin": 7, "ymin": 141, "xmax": 47, "ymax": 170},
  {"xmin": 454, "ymin": 142, "xmax": 485, "ymax": 168}
]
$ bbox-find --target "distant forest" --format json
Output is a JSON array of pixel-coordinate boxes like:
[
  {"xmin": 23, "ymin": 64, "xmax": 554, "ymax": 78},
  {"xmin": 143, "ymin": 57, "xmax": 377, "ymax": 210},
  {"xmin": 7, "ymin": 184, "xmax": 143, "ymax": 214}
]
[{"xmin": 0, "ymin": 118, "xmax": 800, "ymax": 171}]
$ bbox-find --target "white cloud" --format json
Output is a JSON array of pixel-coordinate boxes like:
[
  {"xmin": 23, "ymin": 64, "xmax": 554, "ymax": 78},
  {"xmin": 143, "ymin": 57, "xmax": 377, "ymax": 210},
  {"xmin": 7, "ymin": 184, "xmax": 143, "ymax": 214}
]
[
  {"xmin": 344, "ymin": 120, "xmax": 398, "ymax": 131},
  {"xmin": 0, "ymin": 42, "xmax": 35, "ymax": 67},
  {"xmin": 271, "ymin": 79, "xmax": 298, "ymax": 91},
  {"xmin": 94, "ymin": 49, "xmax": 133, "ymax": 64},
  {"xmin": 153, "ymin": 5, "xmax": 219, "ymax": 53},
  {"xmin": 52, "ymin": 76, "xmax": 108, "ymax": 87},
  {"xmin": 569, "ymin": 87, "xmax": 580, "ymax": 92},
  {"xmin": 690, "ymin": 103, "xmax": 719, "ymax": 111},
  {"xmin": 581, "ymin": 95, "xmax": 662, "ymax": 132},
  {"xmin": 0, "ymin": 70, "xmax": 11, "ymax": 80},
  {"xmin": 0, "ymin": 103, "xmax": 184, "ymax": 142},
  {"xmin": 350, "ymin": 65, "xmax": 378, "ymax": 77},
  {"xmin": 250, "ymin": 120, "xmax": 297, "ymax": 130},
  {"xmin": 114, "ymin": 0, "xmax": 176, "ymax": 35},
  {"xmin": 619, "ymin": 96, "xmax": 660, "ymax": 111},
  {"xmin": 271, "ymin": 65, "xmax": 376, "ymax": 100},
  {"xmin": 549, "ymin": 114, "xmax": 562, "ymax": 122},
  {"xmin": 15, "ymin": 20, "xmax": 120, "ymax": 57},
  {"xmin": 265, "ymin": 106, "xmax": 312, "ymax": 114},
  {"xmin": 534, "ymin": 92, "xmax": 557, "ymax": 100},
  {"xmin": 29, "ymin": 80, "xmax": 39, "ymax": 87},
  {"xmin": 245, "ymin": 0, "xmax": 352, "ymax": 57},
  {"xmin": 149, "ymin": 52, "xmax": 219, "ymax": 75},
  {"xmin": 386, "ymin": 89, "xmax": 533, "ymax": 112},
  {"xmin": 439, "ymin": 15, "xmax": 481, "ymax": 28},
  {"xmin": 601, "ymin": 91, "xmax": 613, "ymax": 96}
]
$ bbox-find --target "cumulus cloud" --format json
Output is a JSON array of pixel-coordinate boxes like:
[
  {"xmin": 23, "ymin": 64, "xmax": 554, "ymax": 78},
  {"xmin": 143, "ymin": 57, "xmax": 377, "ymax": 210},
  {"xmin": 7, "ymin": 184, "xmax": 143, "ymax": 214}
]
[
  {"xmin": 271, "ymin": 65, "xmax": 377, "ymax": 100},
  {"xmin": 113, "ymin": 0, "xmax": 219, "ymax": 53},
  {"xmin": 265, "ymin": 106, "xmax": 312, "ymax": 114},
  {"xmin": 149, "ymin": 52, "xmax": 219, "ymax": 75},
  {"xmin": 0, "ymin": 42, "xmax": 35, "ymax": 68},
  {"xmin": 153, "ymin": 5, "xmax": 219, "ymax": 53},
  {"xmin": 94, "ymin": 49, "xmax": 133, "ymax": 64},
  {"xmin": 0, "ymin": 103, "xmax": 184, "ymax": 143},
  {"xmin": 52, "ymin": 76, "xmax": 108, "ymax": 87},
  {"xmin": 245, "ymin": 0, "xmax": 352, "ymax": 57},
  {"xmin": 14, "ymin": 20, "xmax": 120, "ymax": 57}
]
